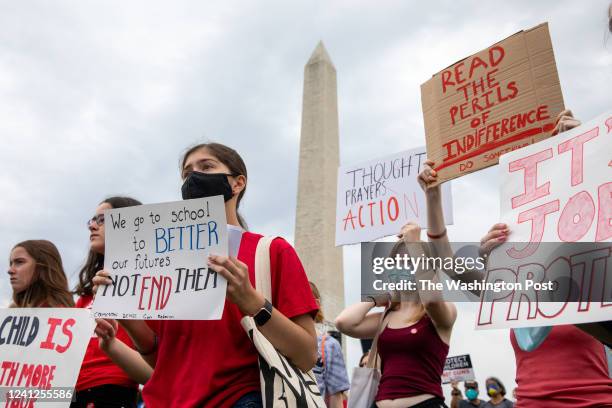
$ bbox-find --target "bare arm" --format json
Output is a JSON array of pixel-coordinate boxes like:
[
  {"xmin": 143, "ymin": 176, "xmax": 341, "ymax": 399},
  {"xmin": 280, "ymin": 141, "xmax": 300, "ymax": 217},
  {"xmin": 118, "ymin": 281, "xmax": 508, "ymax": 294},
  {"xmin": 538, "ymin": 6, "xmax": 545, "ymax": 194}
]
[
  {"xmin": 418, "ymin": 160, "xmax": 453, "ymax": 261},
  {"xmin": 208, "ymin": 255, "xmax": 317, "ymax": 372},
  {"xmin": 450, "ymin": 381, "xmax": 462, "ymax": 408},
  {"xmin": 328, "ymin": 393, "xmax": 344, "ymax": 408},
  {"xmin": 335, "ymin": 300, "xmax": 384, "ymax": 339},
  {"xmin": 396, "ymin": 230, "xmax": 457, "ymax": 334},
  {"xmin": 95, "ymin": 319, "xmax": 153, "ymax": 384},
  {"xmin": 93, "ymin": 272, "xmax": 158, "ymax": 367}
]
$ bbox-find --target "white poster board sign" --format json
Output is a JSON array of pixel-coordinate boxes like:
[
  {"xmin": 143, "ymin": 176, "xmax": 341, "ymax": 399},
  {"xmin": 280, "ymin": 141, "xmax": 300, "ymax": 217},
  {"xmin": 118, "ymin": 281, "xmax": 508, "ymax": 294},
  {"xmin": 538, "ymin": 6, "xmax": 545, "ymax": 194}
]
[
  {"xmin": 442, "ymin": 354, "xmax": 475, "ymax": 384},
  {"xmin": 93, "ymin": 196, "xmax": 228, "ymax": 320},
  {"xmin": 0, "ymin": 308, "xmax": 94, "ymax": 407},
  {"xmin": 477, "ymin": 112, "xmax": 612, "ymax": 329},
  {"xmin": 336, "ymin": 147, "xmax": 454, "ymax": 246}
]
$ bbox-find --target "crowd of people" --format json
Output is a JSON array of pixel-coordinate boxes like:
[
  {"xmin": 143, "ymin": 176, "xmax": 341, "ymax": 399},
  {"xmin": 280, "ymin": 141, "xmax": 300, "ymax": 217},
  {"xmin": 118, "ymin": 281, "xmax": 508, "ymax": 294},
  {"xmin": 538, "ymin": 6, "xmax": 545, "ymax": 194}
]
[
  {"xmin": 8, "ymin": 119, "xmax": 612, "ymax": 407},
  {"xmin": 6, "ymin": 4, "xmax": 612, "ymax": 408}
]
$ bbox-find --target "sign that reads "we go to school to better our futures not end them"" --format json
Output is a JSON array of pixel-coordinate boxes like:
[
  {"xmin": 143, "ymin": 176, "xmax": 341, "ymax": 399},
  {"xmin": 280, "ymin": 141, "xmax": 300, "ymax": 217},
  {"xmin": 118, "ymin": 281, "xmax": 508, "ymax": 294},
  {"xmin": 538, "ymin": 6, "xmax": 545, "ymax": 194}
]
[
  {"xmin": 421, "ymin": 22, "xmax": 565, "ymax": 185},
  {"xmin": 93, "ymin": 196, "xmax": 228, "ymax": 320}
]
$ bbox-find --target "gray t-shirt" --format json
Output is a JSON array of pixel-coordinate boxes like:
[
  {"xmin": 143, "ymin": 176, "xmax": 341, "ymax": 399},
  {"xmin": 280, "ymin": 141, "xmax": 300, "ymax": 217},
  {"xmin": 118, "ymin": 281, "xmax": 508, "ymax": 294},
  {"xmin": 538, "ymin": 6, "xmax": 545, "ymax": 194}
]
[
  {"xmin": 459, "ymin": 400, "xmax": 486, "ymax": 408},
  {"xmin": 483, "ymin": 400, "xmax": 514, "ymax": 408}
]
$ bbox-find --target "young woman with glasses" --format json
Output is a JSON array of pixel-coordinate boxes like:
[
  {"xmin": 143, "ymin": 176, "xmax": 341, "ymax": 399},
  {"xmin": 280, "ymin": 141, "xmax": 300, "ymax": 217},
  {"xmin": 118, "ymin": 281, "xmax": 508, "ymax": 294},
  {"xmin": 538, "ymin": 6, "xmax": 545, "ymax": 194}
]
[{"xmin": 71, "ymin": 196, "xmax": 147, "ymax": 408}]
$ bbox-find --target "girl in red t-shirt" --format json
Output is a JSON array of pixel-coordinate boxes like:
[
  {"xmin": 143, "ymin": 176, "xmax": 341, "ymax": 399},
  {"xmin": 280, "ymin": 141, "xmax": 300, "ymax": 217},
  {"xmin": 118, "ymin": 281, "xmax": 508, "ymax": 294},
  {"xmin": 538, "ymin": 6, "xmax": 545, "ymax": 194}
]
[
  {"xmin": 72, "ymin": 196, "xmax": 146, "ymax": 408},
  {"xmin": 93, "ymin": 143, "xmax": 319, "ymax": 408},
  {"xmin": 8, "ymin": 239, "xmax": 74, "ymax": 308}
]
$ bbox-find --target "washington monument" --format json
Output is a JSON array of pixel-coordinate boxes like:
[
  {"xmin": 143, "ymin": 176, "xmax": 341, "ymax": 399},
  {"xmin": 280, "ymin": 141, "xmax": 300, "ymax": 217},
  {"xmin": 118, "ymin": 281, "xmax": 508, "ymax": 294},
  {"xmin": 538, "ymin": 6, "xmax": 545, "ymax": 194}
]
[{"xmin": 295, "ymin": 42, "xmax": 344, "ymax": 324}]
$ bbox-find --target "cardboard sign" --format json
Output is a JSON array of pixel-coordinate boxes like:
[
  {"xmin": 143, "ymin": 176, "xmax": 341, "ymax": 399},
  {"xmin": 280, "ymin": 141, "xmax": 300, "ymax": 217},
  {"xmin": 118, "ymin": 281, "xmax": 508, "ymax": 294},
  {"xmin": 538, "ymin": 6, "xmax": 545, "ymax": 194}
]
[
  {"xmin": 0, "ymin": 308, "xmax": 94, "ymax": 408},
  {"xmin": 93, "ymin": 197, "xmax": 228, "ymax": 320},
  {"xmin": 477, "ymin": 111, "xmax": 612, "ymax": 329},
  {"xmin": 335, "ymin": 147, "xmax": 454, "ymax": 246},
  {"xmin": 442, "ymin": 354, "xmax": 475, "ymax": 384},
  {"xmin": 421, "ymin": 23, "xmax": 564, "ymax": 185}
]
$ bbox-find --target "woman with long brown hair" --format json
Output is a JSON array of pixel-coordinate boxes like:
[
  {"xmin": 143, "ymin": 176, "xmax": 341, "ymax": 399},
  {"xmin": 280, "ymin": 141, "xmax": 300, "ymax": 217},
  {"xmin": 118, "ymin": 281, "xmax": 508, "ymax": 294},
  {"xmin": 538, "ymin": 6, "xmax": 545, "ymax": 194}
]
[
  {"xmin": 335, "ymin": 163, "xmax": 457, "ymax": 408},
  {"xmin": 71, "ymin": 196, "xmax": 145, "ymax": 408},
  {"xmin": 8, "ymin": 239, "xmax": 74, "ymax": 308}
]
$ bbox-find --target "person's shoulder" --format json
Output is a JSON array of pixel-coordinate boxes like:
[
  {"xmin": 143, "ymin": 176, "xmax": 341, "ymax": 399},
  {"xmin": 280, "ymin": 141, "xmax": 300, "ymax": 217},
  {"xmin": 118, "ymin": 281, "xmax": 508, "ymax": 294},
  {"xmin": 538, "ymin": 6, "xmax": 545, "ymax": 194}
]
[
  {"xmin": 242, "ymin": 232, "xmax": 293, "ymax": 251},
  {"xmin": 269, "ymin": 236, "xmax": 293, "ymax": 252}
]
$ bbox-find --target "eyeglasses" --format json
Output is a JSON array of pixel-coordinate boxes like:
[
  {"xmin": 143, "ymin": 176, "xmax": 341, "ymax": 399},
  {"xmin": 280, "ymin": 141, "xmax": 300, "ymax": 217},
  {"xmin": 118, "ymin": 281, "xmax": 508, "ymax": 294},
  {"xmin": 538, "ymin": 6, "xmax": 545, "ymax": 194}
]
[{"xmin": 87, "ymin": 214, "xmax": 105, "ymax": 227}]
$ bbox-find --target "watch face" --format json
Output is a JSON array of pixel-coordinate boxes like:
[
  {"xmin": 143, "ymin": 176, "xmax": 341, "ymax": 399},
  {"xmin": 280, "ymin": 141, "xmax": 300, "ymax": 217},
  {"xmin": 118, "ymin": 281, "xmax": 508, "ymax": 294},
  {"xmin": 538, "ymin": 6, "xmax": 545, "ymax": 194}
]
[{"xmin": 254, "ymin": 300, "xmax": 273, "ymax": 326}]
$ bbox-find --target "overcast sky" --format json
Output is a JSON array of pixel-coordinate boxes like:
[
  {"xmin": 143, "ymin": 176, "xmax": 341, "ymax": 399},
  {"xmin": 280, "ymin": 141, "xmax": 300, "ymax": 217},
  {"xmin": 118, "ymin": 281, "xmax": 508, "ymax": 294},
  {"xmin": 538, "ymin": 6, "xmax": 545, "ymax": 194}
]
[{"xmin": 1, "ymin": 0, "xmax": 611, "ymax": 401}]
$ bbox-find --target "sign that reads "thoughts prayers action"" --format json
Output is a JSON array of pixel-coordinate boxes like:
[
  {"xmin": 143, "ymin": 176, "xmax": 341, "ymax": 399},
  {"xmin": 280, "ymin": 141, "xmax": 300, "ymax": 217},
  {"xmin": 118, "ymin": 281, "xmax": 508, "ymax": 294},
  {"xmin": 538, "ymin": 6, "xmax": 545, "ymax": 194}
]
[
  {"xmin": 421, "ymin": 23, "xmax": 564, "ymax": 185},
  {"xmin": 335, "ymin": 147, "xmax": 453, "ymax": 246}
]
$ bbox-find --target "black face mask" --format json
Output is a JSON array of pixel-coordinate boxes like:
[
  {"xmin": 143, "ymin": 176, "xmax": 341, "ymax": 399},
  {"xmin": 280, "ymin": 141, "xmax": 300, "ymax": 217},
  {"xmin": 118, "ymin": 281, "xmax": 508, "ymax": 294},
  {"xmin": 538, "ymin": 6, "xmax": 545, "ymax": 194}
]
[{"xmin": 181, "ymin": 172, "xmax": 235, "ymax": 201}]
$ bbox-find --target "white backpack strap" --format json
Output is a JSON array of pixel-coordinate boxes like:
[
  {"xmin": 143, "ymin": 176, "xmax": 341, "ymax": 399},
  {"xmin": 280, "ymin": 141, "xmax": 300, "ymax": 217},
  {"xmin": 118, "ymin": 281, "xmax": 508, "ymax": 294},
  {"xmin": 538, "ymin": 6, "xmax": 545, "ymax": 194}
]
[{"xmin": 254, "ymin": 236, "xmax": 275, "ymax": 301}]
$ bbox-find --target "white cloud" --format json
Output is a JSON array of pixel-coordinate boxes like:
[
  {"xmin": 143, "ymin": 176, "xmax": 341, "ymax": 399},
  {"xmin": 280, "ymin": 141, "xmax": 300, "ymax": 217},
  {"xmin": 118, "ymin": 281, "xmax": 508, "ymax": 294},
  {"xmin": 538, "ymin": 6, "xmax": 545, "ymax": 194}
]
[{"xmin": 0, "ymin": 0, "xmax": 610, "ymax": 400}]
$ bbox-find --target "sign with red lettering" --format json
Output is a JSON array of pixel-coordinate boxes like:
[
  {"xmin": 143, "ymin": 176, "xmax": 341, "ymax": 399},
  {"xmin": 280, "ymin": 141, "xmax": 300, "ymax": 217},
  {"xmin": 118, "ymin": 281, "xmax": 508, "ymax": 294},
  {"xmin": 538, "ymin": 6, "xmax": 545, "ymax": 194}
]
[
  {"xmin": 421, "ymin": 23, "xmax": 564, "ymax": 185},
  {"xmin": 335, "ymin": 147, "xmax": 453, "ymax": 246},
  {"xmin": 442, "ymin": 354, "xmax": 475, "ymax": 384},
  {"xmin": 0, "ymin": 308, "xmax": 94, "ymax": 407},
  {"xmin": 92, "ymin": 197, "xmax": 228, "ymax": 320},
  {"xmin": 477, "ymin": 111, "xmax": 612, "ymax": 329}
]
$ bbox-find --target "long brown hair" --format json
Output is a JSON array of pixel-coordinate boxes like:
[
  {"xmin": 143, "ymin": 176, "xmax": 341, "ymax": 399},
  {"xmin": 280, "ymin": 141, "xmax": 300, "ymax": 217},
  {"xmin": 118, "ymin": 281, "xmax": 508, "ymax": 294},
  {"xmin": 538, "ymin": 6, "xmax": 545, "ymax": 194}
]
[
  {"xmin": 11, "ymin": 240, "xmax": 74, "ymax": 307},
  {"xmin": 180, "ymin": 142, "xmax": 248, "ymax": 229},
  {"xmin": 74, "ymin": 196, "xmax": 142, "ymax": 297},
  {"xmin": 309, "ymin": 281, "xmax": 324, "ymax": 323}
]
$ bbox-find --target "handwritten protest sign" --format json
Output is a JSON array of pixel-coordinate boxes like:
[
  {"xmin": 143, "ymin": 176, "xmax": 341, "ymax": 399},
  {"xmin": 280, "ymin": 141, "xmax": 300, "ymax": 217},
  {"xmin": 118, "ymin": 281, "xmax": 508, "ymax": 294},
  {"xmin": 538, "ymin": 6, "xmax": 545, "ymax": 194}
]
[
  {"xmin": 93, "ymin": 197, "xmax": 228, "ymax": 320},
  {"xmin": 421, "ymin": 23, "xmax": 564, "ymax": 185},
  {"xmin": 442, "ymin": 354, "xmax": 475, "ymax": 384},
  {"xmin": 477, "ymin": 111, "xmax": 612, "ymax": 329},
  {"xmin": 0, "ymin": 308, "xmax": 94, "ymax": 408},
  {"xmin": 335, "ymin": 147, "xmax": 453, "ymax": 246}
]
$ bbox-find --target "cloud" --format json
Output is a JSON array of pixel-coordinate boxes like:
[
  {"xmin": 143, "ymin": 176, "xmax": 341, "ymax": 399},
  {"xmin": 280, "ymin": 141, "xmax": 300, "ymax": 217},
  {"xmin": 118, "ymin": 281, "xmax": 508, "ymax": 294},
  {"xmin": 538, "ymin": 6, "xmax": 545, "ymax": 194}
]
[{"xmin": 0, "ymin": 0, "xmax": 610, "ymax": 395}]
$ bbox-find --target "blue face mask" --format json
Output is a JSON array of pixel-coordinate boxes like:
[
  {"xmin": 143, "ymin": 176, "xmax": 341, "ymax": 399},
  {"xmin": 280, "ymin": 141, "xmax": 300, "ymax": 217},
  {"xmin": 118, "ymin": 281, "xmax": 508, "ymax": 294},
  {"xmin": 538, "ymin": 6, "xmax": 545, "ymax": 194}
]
[{"xmin": 466, "ymin": 389, "xmax": 478, "ymax": 401}]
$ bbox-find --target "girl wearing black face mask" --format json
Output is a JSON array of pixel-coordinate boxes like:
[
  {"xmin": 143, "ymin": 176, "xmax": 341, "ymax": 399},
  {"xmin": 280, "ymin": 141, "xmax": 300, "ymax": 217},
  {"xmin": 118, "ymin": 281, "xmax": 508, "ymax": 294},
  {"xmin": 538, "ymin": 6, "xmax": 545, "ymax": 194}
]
[{"xmin": 93, "ymin": 143, "xmax": 319, "ymax": 408}]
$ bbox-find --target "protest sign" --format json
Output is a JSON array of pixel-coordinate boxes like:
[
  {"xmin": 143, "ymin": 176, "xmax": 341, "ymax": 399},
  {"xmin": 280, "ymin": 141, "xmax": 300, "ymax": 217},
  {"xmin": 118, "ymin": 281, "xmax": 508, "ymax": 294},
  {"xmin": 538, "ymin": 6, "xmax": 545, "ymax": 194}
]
[
  {"xmin": 477, "ymin": 111, "xmax": 612, "ymax": 329},
  {"xmin": 442, "ymin": 354, "xmax": 475, "ymax": 384},
  {"xmin": 421, "ymin": 23, "xmax": 564, "ymax": 185},
  {"xmin": 93, "ymin": 196, "xmax": 228, "ymax": 320},
  {"xmin": 0, "ymin": 308, "xmax": 94, "ymax": 408},
  {"xmin": 335, "ymin": 147, "xmax": 453, "ymax": 246}
]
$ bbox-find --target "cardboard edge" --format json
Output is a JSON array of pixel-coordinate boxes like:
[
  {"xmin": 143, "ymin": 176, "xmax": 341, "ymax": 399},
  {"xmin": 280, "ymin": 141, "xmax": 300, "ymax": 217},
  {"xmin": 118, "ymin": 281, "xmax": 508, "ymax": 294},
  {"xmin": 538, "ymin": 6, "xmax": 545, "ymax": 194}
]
[{"xmin": 422, "ymin": 22, "xmax": 549, "ymax": 82}]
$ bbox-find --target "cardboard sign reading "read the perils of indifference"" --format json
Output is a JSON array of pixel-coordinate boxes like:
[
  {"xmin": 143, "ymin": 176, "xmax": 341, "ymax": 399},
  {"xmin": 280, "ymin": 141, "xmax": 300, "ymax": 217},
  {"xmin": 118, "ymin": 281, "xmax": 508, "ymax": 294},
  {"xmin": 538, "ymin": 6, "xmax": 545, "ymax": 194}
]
[{"xmin": 421, "ymin": 23, "xmax": 564, "ymax": 185}]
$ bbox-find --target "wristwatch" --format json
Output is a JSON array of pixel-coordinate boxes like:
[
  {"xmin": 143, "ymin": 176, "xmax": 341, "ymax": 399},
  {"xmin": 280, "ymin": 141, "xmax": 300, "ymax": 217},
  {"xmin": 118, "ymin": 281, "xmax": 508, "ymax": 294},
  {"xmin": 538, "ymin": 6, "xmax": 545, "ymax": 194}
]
[{"xmin": 253, "ymin": 299, "xmax": 273, "ymax": 326}]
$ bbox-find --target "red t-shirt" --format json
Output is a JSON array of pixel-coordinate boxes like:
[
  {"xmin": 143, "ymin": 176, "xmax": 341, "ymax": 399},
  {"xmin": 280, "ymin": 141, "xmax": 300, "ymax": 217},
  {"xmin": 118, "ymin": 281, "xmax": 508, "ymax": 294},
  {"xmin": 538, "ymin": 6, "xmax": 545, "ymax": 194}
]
[
  {"xmin": 75, "ymin": 294, "xmax": 139, "ymax": 391},
  {"xmin": 511, "ymin": 325, "xmax": 612, "ymax": 408},
  {"xmin": 142, "ymin": 232, "xmax": 319, "ymax": 408}
]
